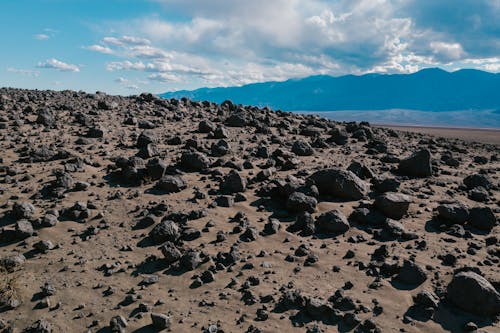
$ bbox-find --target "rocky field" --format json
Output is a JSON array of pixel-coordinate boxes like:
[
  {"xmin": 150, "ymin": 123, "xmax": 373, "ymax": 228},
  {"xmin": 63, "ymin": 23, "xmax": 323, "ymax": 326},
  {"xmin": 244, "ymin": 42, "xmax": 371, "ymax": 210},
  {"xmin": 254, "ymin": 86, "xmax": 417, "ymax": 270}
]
[{"xmin": 0, "ymin": 88, "xmax": 498, "ymax": 333}]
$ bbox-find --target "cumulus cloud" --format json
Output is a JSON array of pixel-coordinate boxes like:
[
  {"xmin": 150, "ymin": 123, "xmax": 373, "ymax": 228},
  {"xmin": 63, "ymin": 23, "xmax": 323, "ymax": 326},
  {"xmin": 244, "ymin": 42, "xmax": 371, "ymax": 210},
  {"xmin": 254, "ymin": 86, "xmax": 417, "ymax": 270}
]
[
  {"xmin": 91, "ymin": 0, "xmax": 499, "ymax": 88},
  {"xmin": 37, "ymin": 58, "xmax": 80, "ymax": 72},
  {"xmin": 87, "ymin": 44, "xmax": 114, "ymax": 54}
]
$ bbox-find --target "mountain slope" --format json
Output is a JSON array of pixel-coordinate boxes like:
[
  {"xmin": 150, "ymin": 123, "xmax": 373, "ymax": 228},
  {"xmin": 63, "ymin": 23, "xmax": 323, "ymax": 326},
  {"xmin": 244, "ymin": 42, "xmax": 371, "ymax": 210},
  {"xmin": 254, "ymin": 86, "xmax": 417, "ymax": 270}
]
[{"xmin": 160, "ymin": 68, "xmax": 500, "ymax": 111}]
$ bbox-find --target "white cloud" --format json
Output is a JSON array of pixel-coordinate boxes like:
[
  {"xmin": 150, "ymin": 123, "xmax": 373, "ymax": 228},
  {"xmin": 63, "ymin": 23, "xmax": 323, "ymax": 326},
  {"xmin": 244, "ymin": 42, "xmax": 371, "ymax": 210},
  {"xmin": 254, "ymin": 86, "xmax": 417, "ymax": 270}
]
[
  {"xmin": 89, "ymin": 0, "xmax": 499, "ymax": 89},
  {"xmin": 87, "ymin": 44, "xmax": 114, "ymax": 54},
  {"xmin": 102, "ymin": 35, "xmax": 151, "ymax": 47},
  {"xmin": 37, "ymin": 58, "xmax": 80, "ymax": 72},
  {"xmin": 148, "ymin": 73, "xmax": 180, "ymax": 82},
  {"xmin": 7, "ymin": 67, "xmax": 40, "ymax": 77},
  {"xmin": 34, "ymin": 34, "xmax": 49, "ymax": 40},
  {"xmin": 430, "ymin": 41, "xmax": 465, "ymax": 61},
  {"xmin": 106, "ymin": 61, "xmax": 146, "ymax": 71}
]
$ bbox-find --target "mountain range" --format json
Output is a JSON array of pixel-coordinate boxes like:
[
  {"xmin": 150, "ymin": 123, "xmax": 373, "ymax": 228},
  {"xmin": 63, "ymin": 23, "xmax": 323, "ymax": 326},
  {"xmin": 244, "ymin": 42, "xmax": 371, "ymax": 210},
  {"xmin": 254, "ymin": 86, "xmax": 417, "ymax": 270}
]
[{"xmin": 160, "ymin": 68, "xmax": 500, "ymax": 112}]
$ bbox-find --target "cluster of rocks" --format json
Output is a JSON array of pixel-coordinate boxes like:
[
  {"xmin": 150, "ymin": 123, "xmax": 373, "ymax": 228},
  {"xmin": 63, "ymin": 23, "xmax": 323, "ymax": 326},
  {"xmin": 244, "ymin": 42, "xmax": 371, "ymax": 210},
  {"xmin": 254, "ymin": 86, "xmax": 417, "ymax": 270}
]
[{"xmin": 0, "ymin": 88, "xmax": 498, "ymax": 333}]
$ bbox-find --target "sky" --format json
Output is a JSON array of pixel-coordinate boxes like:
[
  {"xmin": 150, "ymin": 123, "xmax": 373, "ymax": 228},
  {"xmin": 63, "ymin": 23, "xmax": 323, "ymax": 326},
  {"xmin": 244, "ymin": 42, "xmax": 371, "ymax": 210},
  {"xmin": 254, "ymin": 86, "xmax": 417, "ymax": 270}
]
[{"xmin": 1, "ymin": 0, "xmax": 499, "ymax": 95}]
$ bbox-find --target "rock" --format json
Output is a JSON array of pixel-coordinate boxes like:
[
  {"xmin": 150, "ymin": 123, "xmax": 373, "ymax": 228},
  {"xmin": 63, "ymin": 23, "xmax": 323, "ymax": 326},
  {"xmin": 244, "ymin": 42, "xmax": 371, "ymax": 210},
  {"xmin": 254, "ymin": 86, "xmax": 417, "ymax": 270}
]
[
  {"xmin": 0, "ymin": 254, "xmax": 26, "ymax": 272},
  {"xmin": 110, "ymin": 315, "xmax": 128, "ymax": 333},
  {"xmin": 87, "ymin": 126, "xmax": 105, "ymax": 138},
  {"xmin": 159, "ymin": 242, "xmax": 182, "ymax": 264},
  {"xmin": 469, "ymin": 207, "xmax": 497, "ymax": 231},
  {"xmin": 413, "ymin": 290, "xmax": 439, "ymax": 308},
  {"xmin": 41, "ymin": 214, "xmax": 58, "ymax": 228},
  {"xmin": 464, "ymin": 174, "xmax": 492, "ymax": 190},
  {"xmin": 307, "ymin": 169, "xmax": 369, "ymax": 200},
  {"xmin": 398, "ymin": 149, "xmax": 432, "ymax": 177},
  {"xmin": 315, "ymin": 210, "xmax": 350, "ymax": 234},
  {"xmin": 180, "ymin": 150, "xmax": 211, "ymax": 171},
  {"xmin": 151, "ymin": 313, "xmax": 172, "ymax": 330},
  {"xmin": 137, "ymin": 130, "xmax": 158, "ymax": 148},
  {"xmin": 291, "ymin": 140, "xmax": 314, "ymax": 156},
  {"xmin": 447, "ymin": 271, "xmax": 500, "ymax": 316},
  {"xmin": 286, "ymin": 192, "xmax": 317, "ymax": 214},
  {"xmin": 180, "ymin": 250, "xmax": 202, "ymax": 271},
  {"xmin": 156, "ymin": 175, "xmax": 187, "ymax": 193},
  {"xmin": 221, "ymin": 170, "xmax": 247, "ymax": 193},
  {"xmin": 24, "ymin": 319, "xmax": 53, "ymax": 333},
  {"xmin": 397, "ymin": 260, "xmax": 427, "ymax": 285},
  {"xmin": 146, "ymin": 158, "xmax": 168, "ymax": 180},
  {"xmin": 12, "ymin": 202, "xmax": 36, "ymax": 220},
  {"xmin": 149, "ymin": 220, "xmax": 180, "ymax": 243},
  {"xmin": 216, "ymin": 195, "xmax": 234, "ymax": 207},
  {"xmin": 436, "ymin": 202, "xmax": 469, "ymax": 225},
  {"xmin": 347, "ymin": 161, "xmax": 374, "ymax": 180},
  {"xmin": 199, "ymin": 120, "xmax": 216, "ymax": 133},
  {"xmin": 15, "ymin": 220, "xmax": 34, "ymax": 239},
  {"xmin": 374, "ymin": 192, "xmax": 412, "ymax": 220},
  {"xmin": 211, "ymin": 139, "xmax": 231, "ymax": 156}
]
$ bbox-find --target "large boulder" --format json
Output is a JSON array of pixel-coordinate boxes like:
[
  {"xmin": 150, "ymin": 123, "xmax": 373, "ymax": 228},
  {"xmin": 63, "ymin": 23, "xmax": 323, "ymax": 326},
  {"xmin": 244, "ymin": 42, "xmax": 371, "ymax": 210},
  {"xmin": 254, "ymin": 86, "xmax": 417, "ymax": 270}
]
[
  {"xmin": 149, "ymin": 220, "xmax": 180, "ymax": 243},
  {"xmin": 374, "ymin": 192, "xmax": 412, "ymax": 220},
  {"xmin": 291, "ymin": 140, "xmax": 314, "ymax": 156},
  {"xmin": 469, "ymin": 207, "xmax": 497, "ymax": 231},
  {"xmin": 180, "ymin": 151, "xmax": 210, "ymax": 171},
  {"xmin": 156, "ymin": 175, "xmax": 187, "ymax": 193},
  {"xmin": 307, "ymin": 169, "xmax": 369, "ymax": 201},
  {"xmin": 315, "ymin": 210, "xmax": 350, "ymax": 234},
  {"xmin": 447, "ymin": 271, "xmax": 500, "ymax": 316},
  {"xmin": 398, "ymin": 149, "xmax": 432, "ymax": 178},
  {"xmin": 464, "ymin": 174, "xmax": 492, "ymax": 190},
  {"xmin": 436, "ymin": 203, "xmax": 469, "ymax": 225},
  {"xmin": 397, "ymin": 260, "xmax": 427, "ymax": 285},
  {"xmin": 220, "ymin": 170, "xmax": 247, "ymax": 194}
]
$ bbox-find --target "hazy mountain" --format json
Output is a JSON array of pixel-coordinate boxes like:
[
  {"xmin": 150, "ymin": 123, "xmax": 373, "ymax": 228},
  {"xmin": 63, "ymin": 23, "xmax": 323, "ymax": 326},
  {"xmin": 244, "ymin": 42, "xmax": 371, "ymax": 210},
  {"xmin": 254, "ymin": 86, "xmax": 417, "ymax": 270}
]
[{"xmin": 160, "ymin": 68, "xmax": 500, "ymax": 111}]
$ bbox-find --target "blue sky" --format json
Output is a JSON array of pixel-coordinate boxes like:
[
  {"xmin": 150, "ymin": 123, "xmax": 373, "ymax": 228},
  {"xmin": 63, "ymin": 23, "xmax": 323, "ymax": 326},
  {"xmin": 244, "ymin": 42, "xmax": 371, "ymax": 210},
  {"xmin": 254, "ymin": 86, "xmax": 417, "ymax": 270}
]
[{"xmin": 1, "ymin": 0, "xmax": 499, "ymax": 95}]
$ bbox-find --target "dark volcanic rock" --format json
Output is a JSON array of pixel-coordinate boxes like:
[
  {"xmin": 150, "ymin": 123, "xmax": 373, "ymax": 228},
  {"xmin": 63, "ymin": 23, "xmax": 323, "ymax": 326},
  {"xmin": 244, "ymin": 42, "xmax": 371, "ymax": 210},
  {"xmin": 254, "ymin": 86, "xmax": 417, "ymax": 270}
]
[
  {"xmin": 286, "ymin": 192, "xmax": 317, "ymax": 214},
  {"xmin": 149, "ymin": 220, "xmax": 180, "ymax": 243},
  {"xmin": 447, "ymin": 271, "xmax": 500, "ymax": 316},
  {"xmin": 307, "ymin": 169, "xmax": 369, "ymax": 201},
  {"xmin": 180, "ymin": 151, "xmax": 211, "ymax": 171},
  {"xmin": 156, "ymin": 175, "xmax": 187, "ymax": 193},
  {"xmin": 315, "ymin": 210, "xmax": 350, "ymax": 234},
  {"xmin": 374, "ymin": 192, "xmax": 411, "ymax": 220},
  {"xmin": 221, "ymin": 170, "xmax": 247, "ymax": 194},
  {"xmin": 398, "ymin": 149, "xmax": 432, "ymax": 177},
  {"xmin": 436, "ymin": 203, "xmax": 469, "ymax": 225}
]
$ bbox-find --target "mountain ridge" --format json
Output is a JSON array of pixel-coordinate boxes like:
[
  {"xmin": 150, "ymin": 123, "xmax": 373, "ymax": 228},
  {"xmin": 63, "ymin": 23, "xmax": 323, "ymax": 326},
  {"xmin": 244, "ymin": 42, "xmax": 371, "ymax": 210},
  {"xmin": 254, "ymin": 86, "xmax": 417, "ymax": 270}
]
[{"xmin": 159, "ymin": 68, "xmax": 500, "ymax": 112}]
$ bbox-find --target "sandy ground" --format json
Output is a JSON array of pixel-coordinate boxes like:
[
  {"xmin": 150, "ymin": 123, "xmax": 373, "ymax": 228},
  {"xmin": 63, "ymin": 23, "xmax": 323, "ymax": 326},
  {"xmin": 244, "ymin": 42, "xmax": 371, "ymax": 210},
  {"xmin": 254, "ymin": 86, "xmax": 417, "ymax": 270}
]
[
  {"xmin": 0, "ymin": 88, "xmax": 498, "ymax": 333},
  {"xmin": 377, "ymin": 125, "xmax": 500, "ymax": 145}
]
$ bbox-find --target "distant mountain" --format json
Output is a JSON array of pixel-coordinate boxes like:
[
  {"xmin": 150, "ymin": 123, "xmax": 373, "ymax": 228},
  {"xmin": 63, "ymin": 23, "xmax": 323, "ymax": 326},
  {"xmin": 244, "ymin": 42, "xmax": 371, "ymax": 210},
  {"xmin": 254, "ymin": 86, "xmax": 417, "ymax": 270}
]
[{"xmin": 159, "ymin": 68, "xmax": 500, "ymax": 111}]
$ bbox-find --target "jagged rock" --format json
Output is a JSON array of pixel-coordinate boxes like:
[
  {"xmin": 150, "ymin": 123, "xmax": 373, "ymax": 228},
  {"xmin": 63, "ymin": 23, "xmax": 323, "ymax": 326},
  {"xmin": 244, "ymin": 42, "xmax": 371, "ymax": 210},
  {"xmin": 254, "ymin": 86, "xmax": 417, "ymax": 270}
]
[
  {"xmin": 156, "ymin": 175, "xmax": 187, "ymax": 193},
  {"xmin": 374, "ymin": 192, "xmax": 412, "ymax": 220},
  {"xmin": 436, "ymin": 202, "xmax": 469, "ymax": 225},
  {"xmin": 180, "ymin": 151, "xmax": 211, "ymax": 171},
  {"xmin": 221, "ymin": 170, "xmax": 247, "ymax": 193},
  {"xmin": 199, "ymin": 119, "xmax": 216, "ymax": 133},
  {"xmin": 12, "ymin": 202, "xmax": 36, "ymax": 220},
  {"xmin": 469, "ymin": 207, "xmax": 497, "ymax": 231},
  {"xmin": 464, "ymin": 174, "xmax": 492, "ymax": 190},
  {"xmin": 149, "ymin": 220, "xmax": 180, "ymax": 243},
  {"xmin": 307, "ymin": 169, "xmax": 369, "ymax": 200},
  {"xmin": 291, "ymin": 140, "xmax": 314, "ymax": 156},
  {"xmin": 398, "ymin": 149, "xmax": 432, "ymax": 177},
  {"xmin": 315, "ymin": 210, "xmax": 350, "ymax": 234},
  {"xmin": 397, "ymin": 260, "xmax": 427, "ymax": 285},
  {"xmin": 447, "ymin": 271, "xmax": 500, "ymax": 316},
  {"xmin": 180, "ymin": 250, "xmax": 202, "ymax": 271},
  {"xmin": 151, "ymin": 313, "xmax": 172, "ymax": 330},
  {"xmin": 286, "ymin": 192, "xmax": 317, "ymax": 213}
]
